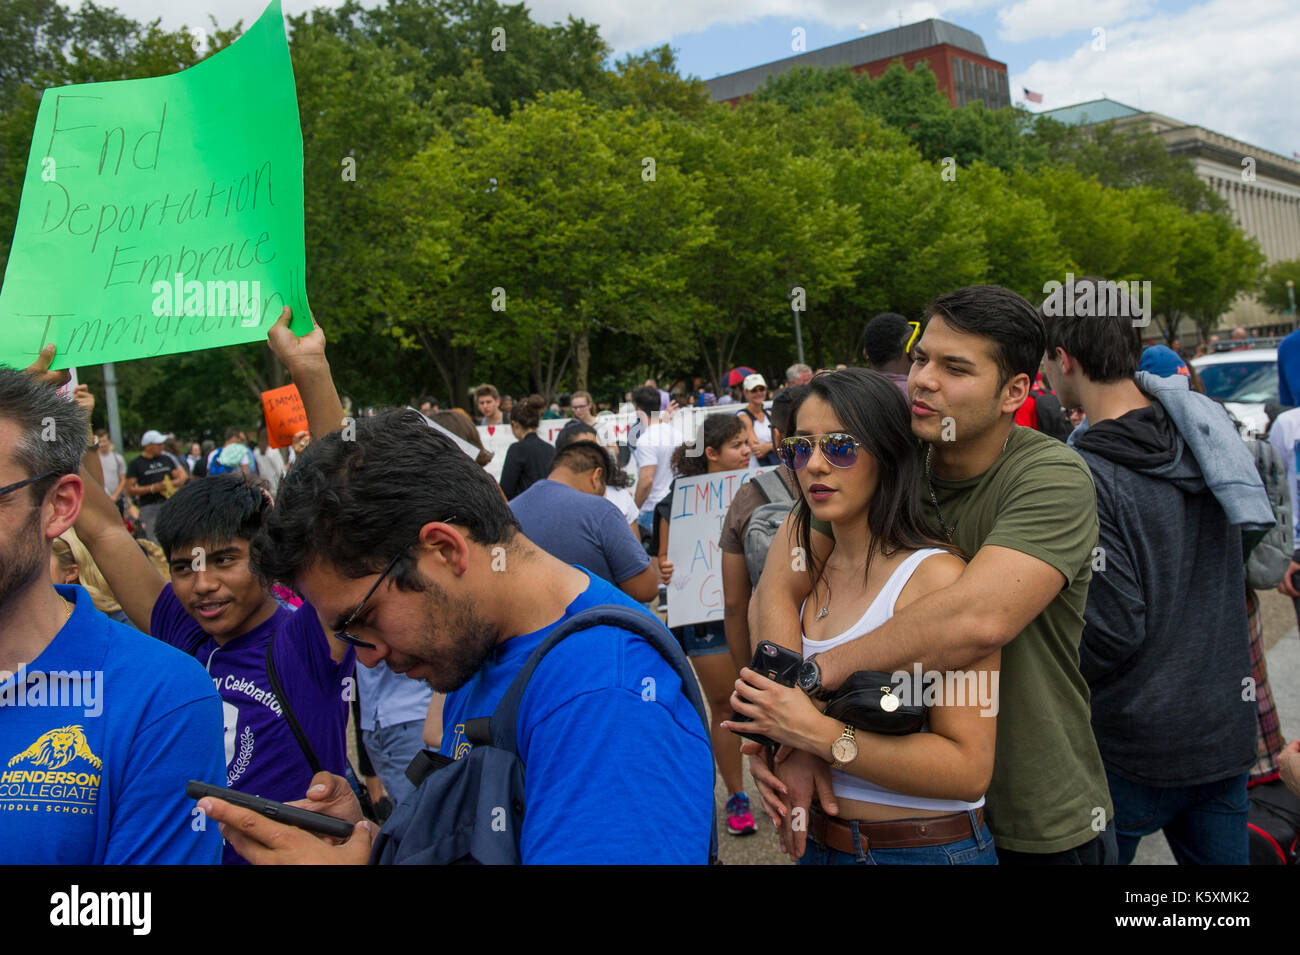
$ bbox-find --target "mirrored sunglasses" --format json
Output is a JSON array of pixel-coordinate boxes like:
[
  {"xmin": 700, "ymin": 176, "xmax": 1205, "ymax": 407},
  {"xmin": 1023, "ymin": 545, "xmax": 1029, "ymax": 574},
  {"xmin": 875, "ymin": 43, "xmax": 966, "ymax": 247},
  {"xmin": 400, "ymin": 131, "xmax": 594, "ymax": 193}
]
[{"xmin": 776, "ymin": 433, "xmax": 863, "ymax": 471}]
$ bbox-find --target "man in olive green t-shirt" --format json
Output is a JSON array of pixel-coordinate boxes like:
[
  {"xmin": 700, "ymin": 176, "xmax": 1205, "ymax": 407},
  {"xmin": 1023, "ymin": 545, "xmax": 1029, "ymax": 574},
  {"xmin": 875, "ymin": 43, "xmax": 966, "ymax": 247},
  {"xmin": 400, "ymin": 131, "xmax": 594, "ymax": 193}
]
[{"xmin": 749, "ymin": 285, "xmax": 1114, "ymax": 864}]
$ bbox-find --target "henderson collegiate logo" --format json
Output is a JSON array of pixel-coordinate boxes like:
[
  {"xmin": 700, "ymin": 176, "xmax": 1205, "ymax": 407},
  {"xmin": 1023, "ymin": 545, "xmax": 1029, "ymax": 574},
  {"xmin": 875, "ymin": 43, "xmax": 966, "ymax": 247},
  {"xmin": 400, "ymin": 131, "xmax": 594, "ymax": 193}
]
[{"xmin": 1, "ymin": 725, "xmax": 102, "ymax": 815}]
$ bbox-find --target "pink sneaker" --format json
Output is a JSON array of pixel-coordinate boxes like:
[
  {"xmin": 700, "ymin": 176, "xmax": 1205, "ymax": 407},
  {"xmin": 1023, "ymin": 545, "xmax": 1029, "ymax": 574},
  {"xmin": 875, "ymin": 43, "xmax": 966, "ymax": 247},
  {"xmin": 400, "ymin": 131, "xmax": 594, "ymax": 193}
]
[{"xmin": 726, "ymin": 792, "xmax": 757, "ymax": 836}]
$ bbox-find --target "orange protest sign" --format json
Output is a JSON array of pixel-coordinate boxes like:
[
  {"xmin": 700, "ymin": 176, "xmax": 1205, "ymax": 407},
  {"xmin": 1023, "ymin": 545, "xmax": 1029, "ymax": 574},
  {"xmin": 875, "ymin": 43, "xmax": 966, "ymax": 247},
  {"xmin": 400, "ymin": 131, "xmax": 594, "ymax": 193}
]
[{"xmin": 261, "ymin": 384, "xmax": 307, "ymax": 449}]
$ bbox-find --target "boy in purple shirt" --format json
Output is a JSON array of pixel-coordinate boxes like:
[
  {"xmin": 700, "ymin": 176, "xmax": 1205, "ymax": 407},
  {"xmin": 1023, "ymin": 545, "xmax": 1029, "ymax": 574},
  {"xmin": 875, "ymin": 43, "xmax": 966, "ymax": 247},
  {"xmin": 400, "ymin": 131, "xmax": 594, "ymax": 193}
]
[{"xmin": 73, "ymin": 324, "xmax": 355, "ymax": 865}]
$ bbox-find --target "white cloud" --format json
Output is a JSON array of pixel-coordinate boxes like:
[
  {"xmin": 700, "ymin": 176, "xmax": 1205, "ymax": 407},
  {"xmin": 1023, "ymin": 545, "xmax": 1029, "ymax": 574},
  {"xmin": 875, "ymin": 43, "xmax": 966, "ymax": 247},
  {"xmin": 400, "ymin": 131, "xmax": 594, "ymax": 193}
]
[
  {"xmin": 996, "ymin": 0, "xmax": 1152, "ymax": 43},
  {"xmin": 1015, "ymin": 0, "xmax": 1300, "ymax": 156}
]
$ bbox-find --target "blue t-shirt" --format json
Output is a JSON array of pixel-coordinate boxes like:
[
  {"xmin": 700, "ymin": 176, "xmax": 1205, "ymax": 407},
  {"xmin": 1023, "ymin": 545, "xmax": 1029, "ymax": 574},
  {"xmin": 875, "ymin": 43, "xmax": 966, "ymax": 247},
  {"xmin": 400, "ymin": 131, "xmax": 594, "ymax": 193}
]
[
  {"xmin": 509, "ymin": 479, "xmax": 649, "ymax": 587},
  {"xmin": 151, "ymin": 584, "xmax": 354, "ymax": 865},
  {"xmin": 440, "ymin": 571, "xmax": 714, "ymax": 864},
  {"xmin": 0, "ymin": 585, "xmax": 224, "ymax": 864},
  {"xmin": 1279, "ymin": 328, "xmax": 1300, "ymax": 407}
]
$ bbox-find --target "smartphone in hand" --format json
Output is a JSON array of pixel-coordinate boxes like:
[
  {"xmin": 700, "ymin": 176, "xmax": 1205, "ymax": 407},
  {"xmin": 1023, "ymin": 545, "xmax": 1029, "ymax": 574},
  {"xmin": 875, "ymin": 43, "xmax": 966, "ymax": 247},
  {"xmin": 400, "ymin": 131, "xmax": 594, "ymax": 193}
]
[
  {"xmin": 187, "ymin": 780, "xmax": 357, "ymax": 839},
  {"xmin": 728, "ymin": 641, "xmax": 804, "ymax": 747}
]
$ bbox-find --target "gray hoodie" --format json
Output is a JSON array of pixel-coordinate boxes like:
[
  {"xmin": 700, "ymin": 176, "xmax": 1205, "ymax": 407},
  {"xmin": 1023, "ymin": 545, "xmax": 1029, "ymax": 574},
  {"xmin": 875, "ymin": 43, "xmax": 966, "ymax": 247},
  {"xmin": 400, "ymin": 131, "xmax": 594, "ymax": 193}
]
[{"xmin": 1072, "ymin": 394, "xmax": 1257, "ymax": 786}]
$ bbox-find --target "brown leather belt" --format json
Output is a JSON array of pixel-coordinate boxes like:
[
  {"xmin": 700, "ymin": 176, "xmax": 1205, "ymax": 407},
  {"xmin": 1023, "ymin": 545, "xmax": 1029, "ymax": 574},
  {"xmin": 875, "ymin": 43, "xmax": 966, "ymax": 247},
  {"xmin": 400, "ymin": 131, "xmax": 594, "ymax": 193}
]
[{"xmin": 808, "ymin": 804, "xmax": 983, "ymax": 855}]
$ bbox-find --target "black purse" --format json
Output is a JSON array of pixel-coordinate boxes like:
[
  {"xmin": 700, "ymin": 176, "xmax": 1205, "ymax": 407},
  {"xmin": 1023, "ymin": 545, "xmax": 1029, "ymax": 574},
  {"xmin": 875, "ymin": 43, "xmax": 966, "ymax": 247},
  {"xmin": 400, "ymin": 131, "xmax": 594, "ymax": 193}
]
[{"xmin": 823, "ymin": 670, "xmax": 926, "ymax": 735}]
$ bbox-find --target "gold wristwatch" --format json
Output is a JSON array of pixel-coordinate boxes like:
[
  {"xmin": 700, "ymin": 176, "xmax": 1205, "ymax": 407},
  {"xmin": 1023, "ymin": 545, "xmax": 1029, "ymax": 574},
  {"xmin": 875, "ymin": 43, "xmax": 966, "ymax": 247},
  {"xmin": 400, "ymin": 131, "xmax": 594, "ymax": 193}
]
[{"xmin": 830, "ymin": 724, "xmax": 858, "ymax": 768}]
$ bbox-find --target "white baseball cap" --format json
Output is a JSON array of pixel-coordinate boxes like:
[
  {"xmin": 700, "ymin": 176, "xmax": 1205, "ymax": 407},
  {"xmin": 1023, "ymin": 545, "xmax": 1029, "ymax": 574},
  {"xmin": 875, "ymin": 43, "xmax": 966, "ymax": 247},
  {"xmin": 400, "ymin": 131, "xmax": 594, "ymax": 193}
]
[
  {"xmin": 140, "ymin": 430, "xmax": 166, "ymax": 447},
  {"xmin": 742, "ymin": 373, "xmax": 767, "ymax": 392}
]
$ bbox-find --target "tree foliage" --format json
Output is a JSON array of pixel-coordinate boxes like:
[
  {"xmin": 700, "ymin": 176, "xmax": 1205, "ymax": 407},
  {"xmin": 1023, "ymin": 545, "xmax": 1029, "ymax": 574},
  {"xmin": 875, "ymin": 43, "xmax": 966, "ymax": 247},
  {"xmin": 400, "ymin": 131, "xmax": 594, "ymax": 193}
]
[{"xmin": 0, "ymin": 0, "xmax": 1270, "ymax": 434}]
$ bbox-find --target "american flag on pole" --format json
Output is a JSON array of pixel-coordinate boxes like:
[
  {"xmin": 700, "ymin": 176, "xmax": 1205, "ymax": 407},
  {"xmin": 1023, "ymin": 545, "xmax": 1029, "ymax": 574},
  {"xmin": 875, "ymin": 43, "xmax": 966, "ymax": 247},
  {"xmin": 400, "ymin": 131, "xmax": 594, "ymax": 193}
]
[{"xmin": 1023, "ymin": 88, "xmax": 1044, "ymax": 103}]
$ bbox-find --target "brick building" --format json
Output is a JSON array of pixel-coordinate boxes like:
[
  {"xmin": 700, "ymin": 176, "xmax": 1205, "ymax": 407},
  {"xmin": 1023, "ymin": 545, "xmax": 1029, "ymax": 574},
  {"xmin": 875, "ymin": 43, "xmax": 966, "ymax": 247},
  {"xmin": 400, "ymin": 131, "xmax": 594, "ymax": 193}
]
[{"xmin": 705, "ymin": 18, "xmax": 1010, "ymax": 110}]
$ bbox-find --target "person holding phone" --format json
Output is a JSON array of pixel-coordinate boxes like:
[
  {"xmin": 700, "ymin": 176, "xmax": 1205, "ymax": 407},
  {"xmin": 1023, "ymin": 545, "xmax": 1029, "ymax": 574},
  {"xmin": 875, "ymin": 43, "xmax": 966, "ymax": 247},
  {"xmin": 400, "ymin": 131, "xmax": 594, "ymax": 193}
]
[
  {"xmin": 724, "ymin": 368, "xmax": 1000, "ymax": 865},
  {"xmin": 653, "ymin": 413, "xmax": 756, "ymax": 836}
]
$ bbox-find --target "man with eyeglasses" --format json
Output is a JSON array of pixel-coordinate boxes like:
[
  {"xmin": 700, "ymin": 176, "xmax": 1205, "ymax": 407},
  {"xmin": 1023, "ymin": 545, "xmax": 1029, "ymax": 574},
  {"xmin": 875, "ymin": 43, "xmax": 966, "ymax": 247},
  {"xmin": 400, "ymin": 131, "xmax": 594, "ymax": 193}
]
[
  {"xmin": 66, "ymin": 310, "xmax": 356, "ymax": 865},
  {"xmin": 191, "ymin": 321, "xmax": 714, "ymax": 864},
  {"xmin": 0, "ymin": 363, "xmax": 224, "ymax": 864}
]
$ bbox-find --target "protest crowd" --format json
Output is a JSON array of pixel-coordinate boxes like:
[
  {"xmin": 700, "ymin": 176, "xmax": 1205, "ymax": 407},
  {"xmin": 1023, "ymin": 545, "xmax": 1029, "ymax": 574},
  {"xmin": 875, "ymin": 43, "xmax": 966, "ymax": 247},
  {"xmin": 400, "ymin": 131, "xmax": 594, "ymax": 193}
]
[
  {"xmin": 5, "ymin": 281, "xmax": 1300, "ymax": 867},
  {"xmin": 1, "ymin": 0, "xmax": 1298, "ymax": 874}
]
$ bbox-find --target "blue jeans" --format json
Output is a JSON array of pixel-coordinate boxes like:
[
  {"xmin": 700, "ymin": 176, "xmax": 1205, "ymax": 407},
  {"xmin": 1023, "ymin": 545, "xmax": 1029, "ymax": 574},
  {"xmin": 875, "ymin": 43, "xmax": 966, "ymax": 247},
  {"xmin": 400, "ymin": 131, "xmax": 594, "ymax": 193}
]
[
  {"xmin": 1106, "ymin": 770, "xmax": 1249, "ymax": 865},
  {"xmin": 797, "ymin": 811, "xmax": 998, "ymax": 865},
  {"xmin": 674, "ymin": 620, "xmax": 729, "ymax": 658},
  {"xmin": 362, "ymin": 720, "xmax": 428, "ymax": 808}
]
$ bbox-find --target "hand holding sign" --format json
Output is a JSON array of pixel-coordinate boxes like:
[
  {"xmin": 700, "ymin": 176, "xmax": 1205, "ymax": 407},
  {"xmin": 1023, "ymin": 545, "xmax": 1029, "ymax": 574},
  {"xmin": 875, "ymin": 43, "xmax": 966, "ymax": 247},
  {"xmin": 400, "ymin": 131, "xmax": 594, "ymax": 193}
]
[
  {"xmin": 0, "ymin": 0, "xmax": 309, "ymax": 370},
  {"xmin": 267, "ymin": 305, "xmax": 327, "ymax": 376}
]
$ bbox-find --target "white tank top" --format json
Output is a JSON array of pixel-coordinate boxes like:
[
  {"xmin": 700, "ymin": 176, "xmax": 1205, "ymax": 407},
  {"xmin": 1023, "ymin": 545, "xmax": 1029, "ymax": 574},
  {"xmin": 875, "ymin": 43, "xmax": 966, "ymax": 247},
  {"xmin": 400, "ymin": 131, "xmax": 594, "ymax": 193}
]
[
  {"xmin": 800, "ymin": 548, "xmax": 985, "ymax": 814},
  {"xmin": 743, "ymin": 409, "xmax": 772, "ymax": 467}
]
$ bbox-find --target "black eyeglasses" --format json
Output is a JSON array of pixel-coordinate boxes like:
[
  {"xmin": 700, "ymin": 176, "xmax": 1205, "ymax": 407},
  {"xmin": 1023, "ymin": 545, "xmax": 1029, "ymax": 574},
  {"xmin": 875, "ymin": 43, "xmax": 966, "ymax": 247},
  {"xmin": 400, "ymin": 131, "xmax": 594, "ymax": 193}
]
[
  {"xmin": 776, "ymin": 434, "xmax": 864, "ymax": 471},
  {"xmin": 0, "ymin": 470, "xmax": 57, "ymax": 501},
  {"xmin": 335, "ymin": 520, "xmax": 458, "ymax": 649},
  {"xmin": 335, "ymin": 552, "xmax": 403, "ymax": 650}
]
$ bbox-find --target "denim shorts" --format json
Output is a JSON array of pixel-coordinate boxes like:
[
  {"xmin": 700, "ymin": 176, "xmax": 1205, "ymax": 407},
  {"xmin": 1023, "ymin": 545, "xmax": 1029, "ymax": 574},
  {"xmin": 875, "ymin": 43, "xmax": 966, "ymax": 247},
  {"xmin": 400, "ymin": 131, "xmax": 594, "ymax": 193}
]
[
  {"xmin": 798, "ymin": 811, "xmax": 998, "ymax": 865},
  {"xmin": 673, "ymin": 620, "xmax": 729, "ymax": 658}
]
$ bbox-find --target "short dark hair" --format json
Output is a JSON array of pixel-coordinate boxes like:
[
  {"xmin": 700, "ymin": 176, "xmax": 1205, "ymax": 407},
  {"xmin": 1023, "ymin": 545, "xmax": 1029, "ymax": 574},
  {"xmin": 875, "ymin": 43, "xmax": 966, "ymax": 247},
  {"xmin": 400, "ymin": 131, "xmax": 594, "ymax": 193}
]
[
  {"xmin": 474, "ymin": 383, "xmax": 500, "ymax": 401},
  {"xmin": 631, "ymin": 386, "xmax": 660, "ymax": 417},
  {"xmin": 551, "ymin": 443, "xmax": 610, "ymax": 484},
  {"xmin": 554, "ymin": 420, "xmax": 598, "ymax": 450},
  {"xmin": 1039, "ymin": 276, "xmax": 1142, "ymax": 383},
  {"xmin": 790, "ymin": 368, "xmax": 956, "ymax": 590},
  {"xmin": 0, "ymin": 367, "xmax": 88, "ymax": 503},
  {"xmin": 861, "ymin": 312, "xmax": 911, "ymax": 366},
  {"xmin": 925, "ymin": 285, "xmax": 1045, "ymax": 389},
  {"xmin": 156, "ymin": 475, "xmax": 270, "ymax": 561},
  {"xmin": 252, "ymin": 410, "xmax": 520, "ymax": 590},
  {"xmin": 771, "ymin": 384, "xmax": 809, "ymax": 436}
]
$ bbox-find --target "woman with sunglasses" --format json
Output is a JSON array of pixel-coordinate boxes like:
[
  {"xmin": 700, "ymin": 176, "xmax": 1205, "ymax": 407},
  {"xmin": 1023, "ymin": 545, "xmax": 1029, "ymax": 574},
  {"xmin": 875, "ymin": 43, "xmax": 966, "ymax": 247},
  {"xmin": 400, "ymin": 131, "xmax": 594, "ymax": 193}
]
[
  {"xmin": 724, "ymin": 368, "xmax": 1001, "ymax": 865},
  {"xmin": 736, "ymin": 373, "xmax": 778, "ymax": 467},
  {"xmin": 651, "ymin": 413, "xmax": 758, "ymax": 836}
]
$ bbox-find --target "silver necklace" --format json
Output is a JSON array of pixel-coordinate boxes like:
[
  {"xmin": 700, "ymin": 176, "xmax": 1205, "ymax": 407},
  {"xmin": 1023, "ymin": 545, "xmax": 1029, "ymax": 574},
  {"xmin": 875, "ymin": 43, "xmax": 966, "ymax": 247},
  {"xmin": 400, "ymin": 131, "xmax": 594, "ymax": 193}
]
[
  {"xmin": 926, "ymin": 432, "xmax": 1012, "ymax": 542},
  {"xmin": 816, "ymin": 579, "xmax": 831, "ymax": 620}
]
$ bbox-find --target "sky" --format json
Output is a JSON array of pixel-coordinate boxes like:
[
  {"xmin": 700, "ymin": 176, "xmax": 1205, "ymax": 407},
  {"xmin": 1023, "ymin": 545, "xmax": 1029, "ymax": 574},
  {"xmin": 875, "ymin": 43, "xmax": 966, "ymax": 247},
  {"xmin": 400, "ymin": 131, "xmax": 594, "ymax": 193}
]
[{"xmin": 73, "ymin": 0, "xmax": 1300, "ymax": 157}]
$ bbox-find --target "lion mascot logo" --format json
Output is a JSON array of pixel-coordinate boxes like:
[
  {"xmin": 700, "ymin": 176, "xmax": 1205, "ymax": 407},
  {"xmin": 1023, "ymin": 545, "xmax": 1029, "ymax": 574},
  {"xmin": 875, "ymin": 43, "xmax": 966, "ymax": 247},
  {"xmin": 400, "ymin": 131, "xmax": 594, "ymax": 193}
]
[{"xmin": 8, "ymin": 725, "xmax": 102, "ymax": 771}]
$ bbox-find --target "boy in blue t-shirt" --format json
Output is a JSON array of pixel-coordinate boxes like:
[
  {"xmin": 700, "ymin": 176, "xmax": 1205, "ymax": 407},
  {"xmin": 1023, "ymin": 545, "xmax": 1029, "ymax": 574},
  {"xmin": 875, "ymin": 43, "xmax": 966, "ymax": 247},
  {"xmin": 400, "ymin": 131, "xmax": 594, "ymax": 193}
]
[{"xmin": 75, "ymin": 463, "xmax": 354, "ymax": 866}]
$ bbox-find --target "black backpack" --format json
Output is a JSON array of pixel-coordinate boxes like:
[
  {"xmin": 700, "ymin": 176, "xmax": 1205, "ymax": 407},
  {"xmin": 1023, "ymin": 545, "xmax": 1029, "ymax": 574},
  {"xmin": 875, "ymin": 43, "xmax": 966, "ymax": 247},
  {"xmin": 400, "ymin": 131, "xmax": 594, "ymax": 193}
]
[
  {"xmin": 371, "ymin": 605, "xmax": 719, "ymax": 865},
  {"xmin": 1248, "ymin": 780, "xmax": 1300, "ymax": 865}
]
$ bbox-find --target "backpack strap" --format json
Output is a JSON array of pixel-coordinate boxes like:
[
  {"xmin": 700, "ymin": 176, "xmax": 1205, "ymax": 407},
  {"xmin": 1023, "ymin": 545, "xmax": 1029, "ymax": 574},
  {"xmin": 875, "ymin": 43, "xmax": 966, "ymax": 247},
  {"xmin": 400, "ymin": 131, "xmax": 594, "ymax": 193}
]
[
  {"xmin": 487, "ymin": 603, "xmax": 719, "ymax": 864},
  {"xmin": 265, "ymin": 631, "xmax": 323, "ymax": 776},
  {"xmin": 751, "ymin": 467, "xmax": 793, "ymax": 505}
]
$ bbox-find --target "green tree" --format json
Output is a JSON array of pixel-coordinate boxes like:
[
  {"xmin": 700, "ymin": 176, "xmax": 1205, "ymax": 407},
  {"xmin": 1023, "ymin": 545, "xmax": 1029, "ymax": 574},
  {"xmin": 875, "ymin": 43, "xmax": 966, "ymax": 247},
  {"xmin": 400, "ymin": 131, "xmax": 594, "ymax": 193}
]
[{"xmin": 1261, "ymin": 259, "xmax": 1300, "ymax": 317}]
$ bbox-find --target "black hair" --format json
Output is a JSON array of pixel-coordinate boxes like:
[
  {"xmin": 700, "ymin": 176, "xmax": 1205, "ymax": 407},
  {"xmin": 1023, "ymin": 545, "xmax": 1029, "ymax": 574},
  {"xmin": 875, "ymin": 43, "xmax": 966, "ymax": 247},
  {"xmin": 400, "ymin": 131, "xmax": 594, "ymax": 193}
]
[
  {"xmin": 789, "ymin": 368, "xmax": 958, "ymax": 595},
  {"xmin": 861, "ymin": 312, "xmax": 911, "ymax": 366},
  {"xmin": 252, "ymin": 409, "xmax": 520, "ymax": 590},
  {"xmin": 155, "ymin": 474, "xmax": 270, "ymax": 560},
  {"xmin": 554, "ymin": 421, "xmax": 598, "ymax": 450},
  {"xmin": 1039, "ymin": 276, "xmax": 1142, "ymax": 382},
  {"xmin": 631, "ymin": 385, "xmax": 660, "ymax": 417},
  {"xmin": 770, "ymin": 384, "xmax": 809, "ymax": 437},
  {"xmin": 671, "ymin": 412, "xmax": 745, "ymax": 479},
  {"xmin": 925, "ymin": 285, "xmax": 1045, "ymax": 389},
  {"xmin": 551, "ymin": 443, "xmax": 610, "ymax": 485},
  {"xmin": 224, "ymin": 426, "xmax": 243, "ymax": 442},
  {"xmin": 512, "ymin": 394, "xmax": 546, "ymax": 431}
]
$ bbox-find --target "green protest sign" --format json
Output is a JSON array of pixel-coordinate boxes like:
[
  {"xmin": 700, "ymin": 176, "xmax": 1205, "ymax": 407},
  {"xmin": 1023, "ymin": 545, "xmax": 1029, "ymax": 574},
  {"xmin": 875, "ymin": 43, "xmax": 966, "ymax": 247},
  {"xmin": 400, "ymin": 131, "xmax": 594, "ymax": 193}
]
[{"xmin": 0, "ymin": 0, "xmax": 310, "ymax": 370}]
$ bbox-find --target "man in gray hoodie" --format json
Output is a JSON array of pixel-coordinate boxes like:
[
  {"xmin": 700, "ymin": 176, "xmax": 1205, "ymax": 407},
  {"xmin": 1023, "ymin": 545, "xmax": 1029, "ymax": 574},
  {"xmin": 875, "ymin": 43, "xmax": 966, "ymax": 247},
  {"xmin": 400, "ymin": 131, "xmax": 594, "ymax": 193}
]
[{"xmin": 1040, "ymin": 277, "xmax": 1272, "ymax": 864}]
